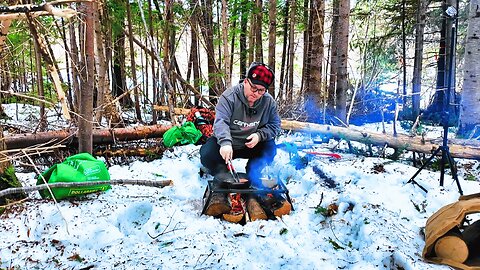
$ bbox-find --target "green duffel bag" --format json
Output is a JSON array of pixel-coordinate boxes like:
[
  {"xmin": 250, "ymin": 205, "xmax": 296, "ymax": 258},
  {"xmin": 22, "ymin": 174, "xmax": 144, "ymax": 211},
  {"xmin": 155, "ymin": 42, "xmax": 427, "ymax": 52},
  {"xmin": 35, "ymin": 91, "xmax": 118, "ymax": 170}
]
[
  {"xmin": 36, "ymin": 153, "xmax": 111, "ymax": 200},
  {"xmin": 163, "ymin": 121, "xmax": 202, "ymax": 147}
]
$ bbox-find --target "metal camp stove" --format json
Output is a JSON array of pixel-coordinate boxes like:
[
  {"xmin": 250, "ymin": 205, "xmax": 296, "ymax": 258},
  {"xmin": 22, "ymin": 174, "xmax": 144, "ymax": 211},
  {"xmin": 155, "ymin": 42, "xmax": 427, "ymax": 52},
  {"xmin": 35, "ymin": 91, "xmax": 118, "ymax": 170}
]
[{"xmin": 201, "ymin": 178, "xmax": 294, "ymax": 215}]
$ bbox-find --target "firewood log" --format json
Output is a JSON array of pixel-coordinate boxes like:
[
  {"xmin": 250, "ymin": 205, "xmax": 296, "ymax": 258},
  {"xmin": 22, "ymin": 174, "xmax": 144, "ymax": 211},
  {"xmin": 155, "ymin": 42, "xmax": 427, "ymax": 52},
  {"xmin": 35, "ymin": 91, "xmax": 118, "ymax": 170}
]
[
  {"xmin": 222, "ymin": 213, "xmax": 244, "ymax": 223},
  {"xmin": 462, "ymin": 220, "xmax": 480, "ymax": 259},
  {"xmin": 204, "ymin": 193, "xmax": 231, "ymax": 217},
  {"xmin": 222, "ymin": 194, "xmax": 245, "ymax": 223},
  {"xmin": 272, "ymin": 197, "xmax": 292, "ymax": 217},
  {"xmin": 434, "ymin": 227, "xmax": 469, "ymax": 263},
  {"xmin": 257, "ymin": 194, "xmax": 292, "ymax": 217},
  {"xmin": 247, "ymin": 197, "xmax": 267, "ymax": 221}
]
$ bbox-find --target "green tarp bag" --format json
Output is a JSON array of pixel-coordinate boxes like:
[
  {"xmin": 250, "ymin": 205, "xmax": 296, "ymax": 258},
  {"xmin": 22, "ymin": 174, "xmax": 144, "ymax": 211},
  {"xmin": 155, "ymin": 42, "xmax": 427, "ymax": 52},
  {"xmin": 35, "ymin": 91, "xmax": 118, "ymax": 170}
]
[
  {"xmin": 36, "ymin": 153, "xmax": 111, "ymax": 200},
  {"xmin": 163, "ymin": 121, "xmax": 202, "ymax": 147}
]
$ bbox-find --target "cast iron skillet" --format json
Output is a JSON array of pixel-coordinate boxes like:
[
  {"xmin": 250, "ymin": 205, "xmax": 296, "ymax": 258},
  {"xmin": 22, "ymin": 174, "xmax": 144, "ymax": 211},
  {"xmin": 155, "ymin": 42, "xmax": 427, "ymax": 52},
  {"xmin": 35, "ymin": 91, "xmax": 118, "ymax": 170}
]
[{"xmin": 213, "ymin": 172, "xmax": 251, "ymax": 189}]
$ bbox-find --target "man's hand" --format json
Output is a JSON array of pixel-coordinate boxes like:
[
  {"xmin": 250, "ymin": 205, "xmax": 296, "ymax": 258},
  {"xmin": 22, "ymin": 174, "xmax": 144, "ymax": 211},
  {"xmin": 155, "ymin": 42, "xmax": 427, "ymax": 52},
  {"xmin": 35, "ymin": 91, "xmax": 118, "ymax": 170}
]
[
  {"xmin": 219, "ymin": 145, "xmax": 233, "ymax": 163},
  {"xmin": 245, "ymin": 133, "xmax": 260, "ymax": 148}
]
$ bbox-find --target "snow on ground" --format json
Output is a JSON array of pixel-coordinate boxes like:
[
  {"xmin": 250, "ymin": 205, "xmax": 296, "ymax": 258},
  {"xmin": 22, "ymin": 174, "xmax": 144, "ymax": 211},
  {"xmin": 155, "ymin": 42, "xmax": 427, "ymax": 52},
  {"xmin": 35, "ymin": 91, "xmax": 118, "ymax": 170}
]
[{"xmin": 1, "ymin": 103, "xmax": 479, "ymax": 269}]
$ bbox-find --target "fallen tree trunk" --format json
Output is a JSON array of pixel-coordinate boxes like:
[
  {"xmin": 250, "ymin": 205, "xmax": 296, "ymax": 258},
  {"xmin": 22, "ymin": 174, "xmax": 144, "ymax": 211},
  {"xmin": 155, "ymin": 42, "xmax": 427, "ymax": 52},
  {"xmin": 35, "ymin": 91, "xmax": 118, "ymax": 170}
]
[
  {"xmin": 281, "ymin": 120, "xmax": 480, "ymax": 160},
  {"xmin": 94, "ymin": 147, "xmax": 166, "ymax": 157},
  {"xmin": 0, "ymin": 179, "xmax": 173, "ymax": 198},
  {"xmin": 5, "ymin": 116, "xmax": 480, "ymax": 160},
  {"xmin": 5, "ymin": 124, "xmax": 172, "ymax": 150}
]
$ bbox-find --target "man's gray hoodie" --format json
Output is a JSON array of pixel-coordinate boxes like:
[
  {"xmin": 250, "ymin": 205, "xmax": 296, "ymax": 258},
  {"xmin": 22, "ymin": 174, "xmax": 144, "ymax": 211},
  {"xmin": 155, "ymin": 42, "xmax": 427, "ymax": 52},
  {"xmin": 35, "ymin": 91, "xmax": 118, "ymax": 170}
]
[{"xmin": 213, "ymin": 83, "xmax": 281, "ymax": 149}]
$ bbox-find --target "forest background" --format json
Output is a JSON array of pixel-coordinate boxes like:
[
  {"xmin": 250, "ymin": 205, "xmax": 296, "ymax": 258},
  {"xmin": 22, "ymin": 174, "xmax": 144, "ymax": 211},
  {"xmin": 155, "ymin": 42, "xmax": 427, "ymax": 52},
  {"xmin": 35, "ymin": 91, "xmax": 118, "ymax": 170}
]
[{"xmin": 0, "ymin": 0, "xmax": 479, "ymax": 154}]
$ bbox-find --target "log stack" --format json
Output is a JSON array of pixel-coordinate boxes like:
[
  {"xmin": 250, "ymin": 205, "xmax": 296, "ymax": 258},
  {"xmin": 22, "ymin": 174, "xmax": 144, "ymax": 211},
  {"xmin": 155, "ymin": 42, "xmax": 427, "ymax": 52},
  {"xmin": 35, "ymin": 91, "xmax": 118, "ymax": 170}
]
[{"xmin": 203, "ymin": 183, "xmax": 292, "ymax": 224}]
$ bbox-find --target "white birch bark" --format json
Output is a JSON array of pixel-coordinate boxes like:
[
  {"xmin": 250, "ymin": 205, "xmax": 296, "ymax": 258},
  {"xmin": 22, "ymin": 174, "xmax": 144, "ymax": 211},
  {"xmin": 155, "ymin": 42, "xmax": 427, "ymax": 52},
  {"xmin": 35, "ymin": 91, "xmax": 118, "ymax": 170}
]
[{"xmin": 459, "ymin": 0, "xmax": 480, "ymax": 137}]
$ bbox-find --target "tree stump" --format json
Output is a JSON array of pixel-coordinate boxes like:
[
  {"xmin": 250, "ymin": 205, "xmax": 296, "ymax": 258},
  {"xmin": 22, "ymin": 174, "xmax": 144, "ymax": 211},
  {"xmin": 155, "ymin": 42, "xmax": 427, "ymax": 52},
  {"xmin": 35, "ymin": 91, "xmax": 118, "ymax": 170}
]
[{"xmin": 434, "ymin": 227, "xmax": 469, "ymax": 263}]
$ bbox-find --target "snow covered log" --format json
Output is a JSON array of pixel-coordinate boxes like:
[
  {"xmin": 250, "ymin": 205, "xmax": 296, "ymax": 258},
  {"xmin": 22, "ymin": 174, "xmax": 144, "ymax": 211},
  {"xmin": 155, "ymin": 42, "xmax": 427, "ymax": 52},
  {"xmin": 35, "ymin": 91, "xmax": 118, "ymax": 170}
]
[
  {"xmin": 152, "ymin": 106, "xmax": 480, "ymax": 160},
  {"xmin": 281, "ymin": 120, "xmax": 480, "ymax": 160},
  {"xmin": 4, "ymin": 115, "xmax": 480, "ymax": 159}
]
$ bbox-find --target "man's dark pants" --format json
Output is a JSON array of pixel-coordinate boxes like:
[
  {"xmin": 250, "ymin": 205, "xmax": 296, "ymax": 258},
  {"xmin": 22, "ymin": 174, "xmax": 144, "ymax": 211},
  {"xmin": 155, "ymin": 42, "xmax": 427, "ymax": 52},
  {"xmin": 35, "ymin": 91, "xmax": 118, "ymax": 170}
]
[{"xmin": 200, "ymin": 136, "xmax": 277, "ymax": 183}]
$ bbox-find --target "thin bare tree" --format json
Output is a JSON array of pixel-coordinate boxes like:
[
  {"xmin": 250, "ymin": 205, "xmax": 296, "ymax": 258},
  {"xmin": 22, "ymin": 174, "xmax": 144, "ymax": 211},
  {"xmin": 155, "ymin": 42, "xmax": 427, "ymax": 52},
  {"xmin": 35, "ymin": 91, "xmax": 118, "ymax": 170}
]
[
  {"xmin": 267, "ymin": 0, "xmax": 277, "ymax": 96},
  {"xmin": 334, "ymin": 0, "xmax": 350, "ymax": 124},
  {"xmin": 411, "ymin": 0, "xmax": 429, "ymax": 120},
  {"xmin": 305, "ymin": 0, "xmax": 325, "ymax": 123}
]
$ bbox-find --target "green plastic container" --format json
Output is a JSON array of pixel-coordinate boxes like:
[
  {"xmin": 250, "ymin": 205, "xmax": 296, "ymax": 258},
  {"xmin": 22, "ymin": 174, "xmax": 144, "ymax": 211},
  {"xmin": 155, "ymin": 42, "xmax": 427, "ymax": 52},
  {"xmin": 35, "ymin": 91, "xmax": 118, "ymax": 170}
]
[{"xmin": 37, "ymin": 153, "xmax": 111, "ymax": 200}]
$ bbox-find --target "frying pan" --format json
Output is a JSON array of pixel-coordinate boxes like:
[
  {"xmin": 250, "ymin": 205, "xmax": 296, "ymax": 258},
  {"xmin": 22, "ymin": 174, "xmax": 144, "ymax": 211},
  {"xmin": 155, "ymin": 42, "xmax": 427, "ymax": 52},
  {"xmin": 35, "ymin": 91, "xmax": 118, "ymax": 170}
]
[{"xmin": 213, "ymin": 168, "xmax": 251, "ymax": 189}]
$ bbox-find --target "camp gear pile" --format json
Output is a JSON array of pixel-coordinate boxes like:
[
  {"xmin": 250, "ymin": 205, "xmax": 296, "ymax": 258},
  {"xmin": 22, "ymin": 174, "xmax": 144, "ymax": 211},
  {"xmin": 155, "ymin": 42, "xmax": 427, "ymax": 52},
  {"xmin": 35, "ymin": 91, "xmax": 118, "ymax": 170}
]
[{"xmin": 423, "ymin": 193, "xmax": 480, "ymax": 269}]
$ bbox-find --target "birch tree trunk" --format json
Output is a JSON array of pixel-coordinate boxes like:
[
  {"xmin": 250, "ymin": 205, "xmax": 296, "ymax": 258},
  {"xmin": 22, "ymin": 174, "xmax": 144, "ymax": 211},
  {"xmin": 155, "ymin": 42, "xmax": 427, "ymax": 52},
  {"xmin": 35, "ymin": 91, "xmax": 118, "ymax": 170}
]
[
  {"xmin": 326, "ymin": 0, "xmax": 339, "ymax": 118},
  {"xmin": 68, "ymin": 15, "xmax": 81, "ymax": 115},
  {"xmin": 278, "ymin": 0, "xmax": 289, "ymax": 101},
  {"xmin": 94, "ymin": 0, "xmax": 109, "ymax": 124},
  {"xmin": 458, "ymin": 0, "xmax": 480, "ymax": 138},
  {"xmin": 148, "ymin": 0, "xmax": 158, "ymax": 123},
  {"xmin": 126, "ymin": 0, "xmax": 142, "ymax": 122},
  {"xmin": 25, "ymin": 14, "xmax": 70, "ymax": 120}
]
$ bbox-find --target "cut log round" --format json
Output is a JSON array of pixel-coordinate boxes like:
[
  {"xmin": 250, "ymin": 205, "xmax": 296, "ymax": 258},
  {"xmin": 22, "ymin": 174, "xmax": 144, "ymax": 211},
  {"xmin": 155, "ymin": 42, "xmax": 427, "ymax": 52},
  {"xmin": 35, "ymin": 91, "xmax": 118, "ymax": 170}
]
[
  {"xmin": 222, "ymin": 213, "xmax": 244, "ymax": 223},
  {"xmin": 257, "ymin": 194, "xmax": 292, "ymax": 217},
  {"xmin": 273, "ymin": 197, "xmax": 292, "ymax": 217},
  {"xmin": 204, "ymin": 193, "xmax": 231, "ymax": 217},
  {"xmin": 434, "ymin": 229, "xmax": 469, "ymax": 263},
  {"xmin": 247, "ymin": 197, "xmax": 267, "ymax": 221}
]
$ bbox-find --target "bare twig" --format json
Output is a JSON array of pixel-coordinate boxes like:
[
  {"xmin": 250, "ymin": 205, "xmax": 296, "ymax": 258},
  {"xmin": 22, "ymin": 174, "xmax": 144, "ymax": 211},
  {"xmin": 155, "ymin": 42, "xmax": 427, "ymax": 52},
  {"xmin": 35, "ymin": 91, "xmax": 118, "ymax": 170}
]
[
  {"xmin": 147, "ymin": 210, "xmax": 185, "ymax": 239},
  {"xmin": 0, "ymin": 179, "xmax": 173, "ymax": 198},
  {"xmin": 194, "ymin": 249, "xmax": 214, "ymax": 269},
  {"xmin": 21, "ymin": 149, "xmax": 70, "ymax": 234}
]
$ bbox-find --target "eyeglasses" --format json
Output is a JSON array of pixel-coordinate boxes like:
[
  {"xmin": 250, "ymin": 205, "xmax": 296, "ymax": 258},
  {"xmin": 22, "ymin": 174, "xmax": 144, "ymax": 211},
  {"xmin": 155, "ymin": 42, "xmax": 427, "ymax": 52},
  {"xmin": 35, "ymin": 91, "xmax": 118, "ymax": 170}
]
[{"xmin": 246, "ymin": 78, "xmax": 267, "ymax": 95}]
